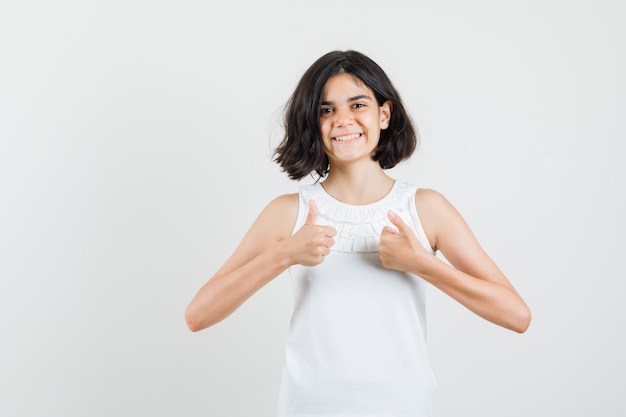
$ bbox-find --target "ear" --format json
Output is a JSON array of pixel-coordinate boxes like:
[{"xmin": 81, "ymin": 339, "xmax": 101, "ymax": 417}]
[{"xmin": 379, "ymin": 100, "xmax": 392, "ymax": 130}]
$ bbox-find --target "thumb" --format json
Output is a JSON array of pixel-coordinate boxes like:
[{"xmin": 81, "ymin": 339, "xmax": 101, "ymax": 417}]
[
  {"xmin": 305, "ymin": 199, "xmax": 318, "ymax": 225},
  {"xmin": 387, "ymin": 210, "xmax": 409, "ymax": 233}
]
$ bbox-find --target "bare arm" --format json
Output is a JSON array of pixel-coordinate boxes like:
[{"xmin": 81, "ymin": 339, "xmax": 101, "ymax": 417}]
[
  {"xmin": 185, "ymin": 195, "xmax": 335, "ymax": 332},
  {"xmin": 378, "ymin": 189, "xmax": 531, "ymax": 333}
]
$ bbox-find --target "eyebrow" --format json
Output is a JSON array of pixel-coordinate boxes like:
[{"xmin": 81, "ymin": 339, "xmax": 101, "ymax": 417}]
[{"xmin": 321, "ymin": 94, "xmax": 372, "ymax": 106}]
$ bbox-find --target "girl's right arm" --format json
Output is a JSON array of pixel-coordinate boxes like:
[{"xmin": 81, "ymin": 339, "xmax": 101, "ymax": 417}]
[{"xmin": 185, "ymin": 195, "xmax": 335, "ymax": 332}]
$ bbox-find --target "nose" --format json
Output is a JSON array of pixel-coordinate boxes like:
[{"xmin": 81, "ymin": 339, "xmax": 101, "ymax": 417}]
[{"xmin": 332, "ymin": 105, "xmax": 353, "ymax": 126}]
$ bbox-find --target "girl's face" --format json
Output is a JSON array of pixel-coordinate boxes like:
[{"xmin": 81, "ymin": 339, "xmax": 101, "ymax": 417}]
[{"xmin": 319, "ymin": 73, "xmax": 391, "ymax": 167}]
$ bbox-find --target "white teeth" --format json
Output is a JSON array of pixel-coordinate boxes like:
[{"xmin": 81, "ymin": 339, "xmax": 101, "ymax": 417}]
[{"xmin": 334, "ymin": 133, "xmax": 360, "ymax": 141}]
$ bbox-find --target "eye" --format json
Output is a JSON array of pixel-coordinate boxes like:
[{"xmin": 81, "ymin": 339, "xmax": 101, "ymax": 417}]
[
  {"xmin": 320, "ymin": 107, "xmax": 334, "ymax": 116},
  {"xmin": 352, "ymin": 102, "xmax": 366, "ymax": 109}
]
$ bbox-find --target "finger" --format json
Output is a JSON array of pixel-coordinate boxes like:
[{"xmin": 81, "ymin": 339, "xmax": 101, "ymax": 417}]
[
  {"xmin": 322, "ymin": 225, "xmax": 337, "ymax": 237},
  {"xmin": 305, "ymin": 199, "xmax": 318, "ymax": 225},
  {"xmin": 387, "ymin": 210, "xmax": 409, "ymax": 233},
  {"xmin": 381, "ymin": 225, "xmax": 399, "ymax": 236}
]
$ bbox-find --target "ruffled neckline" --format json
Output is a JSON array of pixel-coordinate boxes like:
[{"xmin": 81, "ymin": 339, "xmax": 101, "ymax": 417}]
[{"xmin": 300, "ymin": 181, "xmax": 412, "ymax": 253}]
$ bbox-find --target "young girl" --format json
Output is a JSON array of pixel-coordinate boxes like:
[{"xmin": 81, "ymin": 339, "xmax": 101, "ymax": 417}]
[{"xmin": 185, "ymin": 50, "xmax": 531, "ymax": 416}]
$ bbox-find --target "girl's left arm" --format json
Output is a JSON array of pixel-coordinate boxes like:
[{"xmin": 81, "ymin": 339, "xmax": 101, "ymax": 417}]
[{"xmin": 378, "ymin": 188, "xmax": 531, "ymax": 333}]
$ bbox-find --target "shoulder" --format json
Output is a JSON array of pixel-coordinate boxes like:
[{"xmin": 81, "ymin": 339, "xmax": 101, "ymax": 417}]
[
  {"xmin": 415, "ymin": 188, "xmax": 451, "ymax": 208},
  {"xmin": 414, "ymin": 188, "xmax": 455, "ymax": 216},
  {"xmin": 264, "ymin": 193, "xmax": 299, "ymax": 217},
  {"xmin": 268, "ymin": 192, "xmax": 299, "ymax": 205},
  {"xmin": 253, "ymin": 192, "xmax": 300, "ymax": 241},
  {"xmin": 414, "ymin": 188, "xmax": 465, "ymax": 250},
  {"xmin": 261, "ymin": 192, "xmax": 299, "ymax": 219}
]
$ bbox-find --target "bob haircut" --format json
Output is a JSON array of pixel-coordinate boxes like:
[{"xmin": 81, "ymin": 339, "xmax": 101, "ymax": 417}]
[{"xmin": 274, "ymin": 50, "xmax": 418, "ymax": 180}]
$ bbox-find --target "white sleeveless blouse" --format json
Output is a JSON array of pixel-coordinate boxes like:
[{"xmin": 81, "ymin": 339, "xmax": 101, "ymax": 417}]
[{"xmin": 277, "ymin": 180, "xmax": 436, "ymax": 417}]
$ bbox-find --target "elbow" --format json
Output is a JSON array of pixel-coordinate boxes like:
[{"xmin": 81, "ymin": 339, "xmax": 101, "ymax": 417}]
[
  {"xmin": 186, "ymin": 319, "xmax": 202, "ymax": 333},
  {"xmin": 511, "ymin": 305, "xmax": 532, "ymax": 334},
  {"xmin": 184, "ymin": 305, "xmax": 206, "ymax": 333},
  {"xmin": 185, "ymin": 303, "xmax": 223, "ymax": 332}
]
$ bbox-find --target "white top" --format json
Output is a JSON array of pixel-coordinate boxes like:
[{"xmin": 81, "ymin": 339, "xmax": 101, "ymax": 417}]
[{"xmin": 277, "ymin": 180, "xmax": 436, "ymax": 417}]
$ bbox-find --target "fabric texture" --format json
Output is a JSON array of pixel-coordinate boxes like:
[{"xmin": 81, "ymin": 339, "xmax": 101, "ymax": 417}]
[{"xmin": 277, "ymin": 180, "xmax": 436, "ymax": 417}]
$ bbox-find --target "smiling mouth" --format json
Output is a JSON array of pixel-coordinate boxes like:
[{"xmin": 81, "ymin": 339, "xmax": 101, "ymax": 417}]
[{"xmin": 333, "ymin": 133, "xmax": 361, "ymax": 141}]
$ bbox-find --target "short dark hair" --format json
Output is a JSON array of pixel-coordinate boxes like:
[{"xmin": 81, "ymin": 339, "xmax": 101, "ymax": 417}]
[{"xmin": 274, "ymin": 50, "xmax": 418, "ymax": 180}]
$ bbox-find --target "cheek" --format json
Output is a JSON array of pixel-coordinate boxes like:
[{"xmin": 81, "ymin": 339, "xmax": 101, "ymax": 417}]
[
  {"xmin": 320, "ymin": 117, "xmax": 330, "ymax": 129},
  {"xmin": 319, "ymin": 123, "xmax": 331, "ymax": 147}
]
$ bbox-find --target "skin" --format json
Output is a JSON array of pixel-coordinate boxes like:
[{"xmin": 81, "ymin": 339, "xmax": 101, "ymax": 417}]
[{"xmin": 185, "ymin": 73, "xmax": 531, "ymax": 333}]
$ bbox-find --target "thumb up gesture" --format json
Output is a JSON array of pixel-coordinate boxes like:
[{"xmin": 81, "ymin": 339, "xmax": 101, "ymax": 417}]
[
  {"xmin": 378, "ymin": 210, "xmax": 429, "ymax": 273},
  {"xmin": 287, "ymin": 200, "xmax": 337, "ymax": 266}
]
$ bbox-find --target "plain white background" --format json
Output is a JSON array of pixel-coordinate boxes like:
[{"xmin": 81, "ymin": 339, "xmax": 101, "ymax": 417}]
[{"xmin": 1, "ymin": 0, "xmax": 625, "ymax": 416}]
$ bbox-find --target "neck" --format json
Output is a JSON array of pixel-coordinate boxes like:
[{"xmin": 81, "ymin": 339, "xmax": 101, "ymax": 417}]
[{"xmin": 321, "ymin": 162, "xmax": 395, "ymax": 205}]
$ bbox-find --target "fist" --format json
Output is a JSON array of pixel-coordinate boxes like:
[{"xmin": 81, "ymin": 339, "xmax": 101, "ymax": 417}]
[
  {"xmin": 289, "ymin": 200, "xmax": 336, "ymax": 266},
  {"xmin": 378, "ymin": 210, "xmax": 426, "ymax": 273}
]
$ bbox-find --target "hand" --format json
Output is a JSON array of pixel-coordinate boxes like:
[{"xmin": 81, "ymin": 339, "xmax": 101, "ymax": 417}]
[
  {"xmin": 378, "ymin": 210, "xmax": 432, "ymax": 274},
  {"xmin": 285, "ymin": 200, "xmax": 336, "ymax": 266}
]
